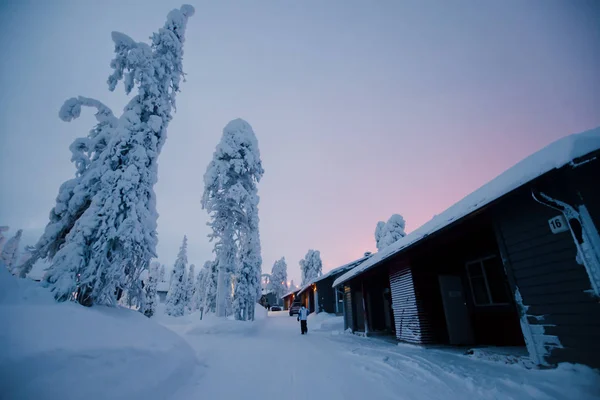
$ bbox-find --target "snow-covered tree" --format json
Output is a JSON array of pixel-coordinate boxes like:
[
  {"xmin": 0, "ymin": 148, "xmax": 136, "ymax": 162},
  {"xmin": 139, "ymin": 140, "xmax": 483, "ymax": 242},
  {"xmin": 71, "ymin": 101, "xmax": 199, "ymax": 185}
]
[
  {"xmin": 0, "ymin": 226, "xmax": 9, "ymax": 254},
  {"xmin": 202, "ymin": 119, "xmax": 264, "ymax": 320},
  {"xmin": 18, "ymin": 98, "xmax": 117, "ymax": 279},
  {"xmin": 288, "ymin": 279, "xmax": 298, "ymax": 292},
  {"xmin": 185, "ymin": 264, "xmax": 196, "ymax": 313},
  {"xmin": 191, "ymin": 263, "xmax": 208, "ymax": 311},
  {"xmin": 41, "ymin": 5, "xmax": 195, "ymax": 306},
  {"xmin": 166, "ymin": 236, "xmax": 188, "ymax": 317},
  {"xmin": 268, "ymin": 257, "xmax": 287, "ymax": 304},
  {"xmin": 1, "ymin": 229, "xmax": 22, "ymax": 273},
  {"xmin": 375, "ymin": 214, "xmax": 407, "ymax": 251},
  {"xmin": 159, "ymin": 264, "xmax": 166, "ymax": 282},
  {"xmin": 202, "ymin": 260, "xmax": 218, "ymax": 313},
  {"xmin": 300, "ymin": 250, "xmax": 322, "ymax": 285},
  {"xmin": 142, "ymin": 261, "xmax": 160, "ymax": 317}
]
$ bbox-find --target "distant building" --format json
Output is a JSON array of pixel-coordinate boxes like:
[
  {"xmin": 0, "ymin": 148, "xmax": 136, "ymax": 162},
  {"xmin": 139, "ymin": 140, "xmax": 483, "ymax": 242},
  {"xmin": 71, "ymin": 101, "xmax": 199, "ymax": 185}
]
[
  {"xmin": 297, "ymin": 253, "xmax": 373, "ymax": 314},
  {"xmin": 157, "ymin": 281, "xmax": 169, "ymax": 303}
]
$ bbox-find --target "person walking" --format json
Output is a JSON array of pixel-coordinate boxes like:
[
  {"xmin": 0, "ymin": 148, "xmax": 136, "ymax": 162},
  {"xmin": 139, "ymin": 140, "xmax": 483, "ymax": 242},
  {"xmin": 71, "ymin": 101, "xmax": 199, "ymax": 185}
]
[{"xmin": 297, "ymin": 305, "xmax": 309, "ymax": 334}]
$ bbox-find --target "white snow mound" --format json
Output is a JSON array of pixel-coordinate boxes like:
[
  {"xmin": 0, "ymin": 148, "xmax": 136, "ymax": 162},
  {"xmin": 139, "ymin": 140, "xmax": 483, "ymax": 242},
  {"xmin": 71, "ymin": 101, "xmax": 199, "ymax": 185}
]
[{"xmin": 0, "ymin": 269, "xmax": 197, "ymax": 400}]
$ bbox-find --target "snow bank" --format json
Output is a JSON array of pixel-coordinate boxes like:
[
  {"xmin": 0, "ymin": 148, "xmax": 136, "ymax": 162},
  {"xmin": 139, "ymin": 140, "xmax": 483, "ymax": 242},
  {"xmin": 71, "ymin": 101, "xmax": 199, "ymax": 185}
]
[
  {"xmin": 309, "ymin": 312, "xmax": 344, "ymax": 332},
  {"xmin": 158, "ymin": 303, "xmax": 267, "ymax": 336},
  {"xmin": 0, "ymin": 269, "xmax": 197, "ymax": 400},
  {"xmin": 335, "ymin": 127, "xmax": 600, "ymax": 287}
]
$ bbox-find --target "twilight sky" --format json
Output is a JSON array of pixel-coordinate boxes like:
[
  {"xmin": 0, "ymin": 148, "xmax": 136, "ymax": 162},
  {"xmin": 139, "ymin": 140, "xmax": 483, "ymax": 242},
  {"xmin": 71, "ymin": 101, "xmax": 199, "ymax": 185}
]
[{"xmin": 0, "ymin": 1, "xmax": 599, "ymax": 284}]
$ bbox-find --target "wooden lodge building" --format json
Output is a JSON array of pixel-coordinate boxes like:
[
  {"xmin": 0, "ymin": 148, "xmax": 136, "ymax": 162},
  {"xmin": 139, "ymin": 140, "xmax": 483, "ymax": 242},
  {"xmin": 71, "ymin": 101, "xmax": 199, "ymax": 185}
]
[
  {"xmin": 333, "ymin": 129, "xmax": 600, "ymax": 368},
  {"xmin": 296, "ymin": 253, "xmax": 373, "ymax": 315}
]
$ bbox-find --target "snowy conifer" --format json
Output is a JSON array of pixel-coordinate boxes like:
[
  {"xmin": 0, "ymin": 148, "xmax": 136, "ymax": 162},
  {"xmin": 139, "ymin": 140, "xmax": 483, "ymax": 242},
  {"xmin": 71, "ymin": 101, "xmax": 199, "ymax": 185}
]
[
  {"xmin": 268, "ymin": 257, "xmax": 288, "ymax": 304},
  {"xmin": 202, "ymin": 119, "xmax": 264, "ymax": 319},
  {"xmin": 300, "ymin": 250, "xmax": 322, "ymax": 285},
  {"xmin": 142, "ymin": 261, "xmax": 160, "ymax": 317},
  {"xmin": 18, "ymin": 98, "xmax": 117, "ymax": 279},
  {"xmin": 191, "ymin": 263, "xmax": 208, "ymax": 311},
  {"xmin": 159, "ymin": 264, "xmax": 166, "ymax": 282},
  {"xmin": 1, "ymin": 229, "xmax": 22, "ymax": 273},
  {"xmin": 42, "ymin": 5, "xmax": 195, "ymax": 306},
  {"xmin": 166, "ymin": 236, "xmax": 188, "ymax": 317},
  {"xmin": 0, "ymin": 226, "xmax": 9, "ymax": 254},
  {"xmin": 203, "ymin": 260, "xmax": 218, "ymax": 313},
  {"xmin": 185, "ymin": 264, "xmax": 196, "ymax": 313},
  {"xmin": 289, "ymin": 280, "xmax": 298, "ymax": 292},
  {"xmin": 375, "ymin": 214, "xmax": 406, "ymax": 251}
]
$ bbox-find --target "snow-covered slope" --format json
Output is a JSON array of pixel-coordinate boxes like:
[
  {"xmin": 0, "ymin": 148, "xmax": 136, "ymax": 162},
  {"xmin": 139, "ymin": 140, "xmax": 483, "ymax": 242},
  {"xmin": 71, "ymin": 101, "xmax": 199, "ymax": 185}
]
[{"xmin": 0, "ymin": 268, "xmax": 197, "ymax": 400}]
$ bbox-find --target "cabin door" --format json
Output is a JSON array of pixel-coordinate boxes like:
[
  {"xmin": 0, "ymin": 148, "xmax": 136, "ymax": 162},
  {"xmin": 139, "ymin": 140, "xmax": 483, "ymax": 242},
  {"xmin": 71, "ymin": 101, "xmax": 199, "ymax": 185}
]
[{"xmin": 439, "ymin": 275, "xmax": 474, "ymax": 345}]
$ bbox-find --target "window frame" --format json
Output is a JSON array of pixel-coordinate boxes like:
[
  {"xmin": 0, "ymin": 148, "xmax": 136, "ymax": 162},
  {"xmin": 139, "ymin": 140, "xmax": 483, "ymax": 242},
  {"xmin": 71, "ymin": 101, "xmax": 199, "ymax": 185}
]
[{"xmin": 465, "ymin": 255, "xmax": 510, "ymax": 307}]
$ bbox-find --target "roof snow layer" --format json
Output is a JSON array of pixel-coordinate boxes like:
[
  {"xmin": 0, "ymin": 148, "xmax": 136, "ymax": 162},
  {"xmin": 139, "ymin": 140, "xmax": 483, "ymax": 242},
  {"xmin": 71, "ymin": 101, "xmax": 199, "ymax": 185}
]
[{"xmin": 334, "ymin": 127, "xmax": 600, "ymax": 288}]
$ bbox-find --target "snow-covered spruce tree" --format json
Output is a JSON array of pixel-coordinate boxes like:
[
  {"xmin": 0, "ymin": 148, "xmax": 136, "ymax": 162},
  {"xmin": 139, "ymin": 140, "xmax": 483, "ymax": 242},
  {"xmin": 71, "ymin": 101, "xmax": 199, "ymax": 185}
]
[
  {"xmin": 191, "ymin": 263, "xmax": 208, "ymax": 311},
  {"xmin": 202, "ymin": 119, "xmax": 264, "ymax": 320},
  {"xmin": 185, "ymin": 264, "xmax": 196, "ymax": 313},
  {"xmin": 268, "ymin": 257, "xmax": 288, "ymax": 305},
  {"xmin": 142, "ymin": 261, "xmax": 160, "ymax": 317},
  {"xmin": 375, "ymin": 214, "xmax": 406, "ymax": 251},
  {"xmin": 203, "ymin": 260, "xmax": 218, "ymax": 313},
  {"xmin": 166, "ymin": 236, "xmax": 188, "ymax": 316},
  {"xmin": 233, "ymin": 228, "xmax": 262, "ymax": 320},
  {"xmin": 1, "ymin": 229, "xmax": 22, "ymax": 273},
  {"xmin": 159, "ymin": 264, "xmax": 166, "ymax": 282},
  {"xmin": 18, "ymin": 98, "xmax": 118, "ymax": 279},
  {"xmin": 288, "ymin": 279, "xmax": 298, "ymax": 292},
  {"xmin": 0, "ymin": 226, "xmax": 9, "ymax": 254},
  {"xmin": 43, "ymin": 5, "xmax": 195, "ymax": 306},
  {"xmin": 300, "ymin": 249, "xmax": 322, "ymax": 286}
]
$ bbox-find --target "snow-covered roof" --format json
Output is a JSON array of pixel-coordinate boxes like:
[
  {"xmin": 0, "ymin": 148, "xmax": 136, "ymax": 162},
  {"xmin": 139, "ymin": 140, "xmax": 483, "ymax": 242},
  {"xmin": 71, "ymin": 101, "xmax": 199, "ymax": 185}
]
[
  {"xmin": 157, "ymin": 281, "xmax": 169, "ymax": 292},
  {"xmin": 281, "ymin": 289, "xmax": 299, "ymax": 299},
  {"xmin": 333, "ymin": 127, "xmax": 600, "ymax": 288},
  {"xmin": 297, "ymin": 254, "xmax": 373, "ymax": 295}
]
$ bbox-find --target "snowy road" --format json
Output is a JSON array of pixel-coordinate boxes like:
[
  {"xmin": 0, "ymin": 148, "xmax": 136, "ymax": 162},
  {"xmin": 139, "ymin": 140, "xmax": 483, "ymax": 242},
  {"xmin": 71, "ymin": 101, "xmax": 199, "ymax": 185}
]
[{"xmin": 161, "ymin": 311, "xmax": 599, "ymax": 400}]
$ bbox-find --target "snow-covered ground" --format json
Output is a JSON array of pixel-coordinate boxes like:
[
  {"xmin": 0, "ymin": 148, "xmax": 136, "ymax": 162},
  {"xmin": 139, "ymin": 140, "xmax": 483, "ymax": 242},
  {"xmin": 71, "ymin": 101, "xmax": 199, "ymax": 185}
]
[
  {"xmin": 2, "ymin": 271, "xmax": 599, "ymax": 400},
  {"xmin": 162, "ymin": 310, "xmax": 600, "ymax": 400},
  {"xmin": 0, "ymin": 269, "xmax": 197, "ymax": 400}
]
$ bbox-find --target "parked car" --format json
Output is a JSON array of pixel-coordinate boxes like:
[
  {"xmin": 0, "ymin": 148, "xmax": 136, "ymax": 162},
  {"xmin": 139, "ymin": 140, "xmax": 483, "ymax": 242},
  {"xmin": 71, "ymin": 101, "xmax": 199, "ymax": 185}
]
[
  {"xmin": 270, "ymin": 305, "xmax": 282, "ymax": 312},
  {"xmin": 289, "ymin": 301, "xmax": 302, "ymax": 316}
]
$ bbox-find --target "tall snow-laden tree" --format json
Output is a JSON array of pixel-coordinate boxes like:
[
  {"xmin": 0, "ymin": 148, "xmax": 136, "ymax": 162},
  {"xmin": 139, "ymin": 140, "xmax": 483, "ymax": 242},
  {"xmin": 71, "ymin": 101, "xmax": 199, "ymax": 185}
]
[
  {"xmin": 191, "ymin": 263, "xmax": 208, "ymax": 311},
  {"xmin": 0, "ymin": 226, "xmax": 9, "ymax": 254},
  {"xmin": 42, "ymin": 5, "xmax": 195, "ymax": 306},
  {"xmin": 166, "ymin": 236, "xmax": 188, "ymax": 316},
  {"xmin": 185, "ymin": 264, "xmax": 196, "ymax": 313},
  {"xmin": 268, "ymin": 257, "xmax": 288, "ymax": 305},
  {"xmin": 159, "ymin": 264, "xmax": 166, "ymax": 282},
  {"xmin": 300, "ymin": 249, "xmax": 322, "ymax": 285},
  {"xmin": 18, "ymin": 97, "xmax": 118, "ymax": 279},
  {"xmin": 1, "ymin": 229, "xmax": 22, "ymax": 273},
  {"xmin": 203, "ymin": 260, "xmax": 218, "ymax": 313},
  {"xmin": 142, "ymin": 261, "xmax": 161, "ymax": 317},
  {"xmin": 375, "ymin": 214, "xmax": 406, "ymax": 251},
  {"xmin": 289, "ymin": 279, "xmax": 298, "ymax": 292},
  {"xmin": 202, "ymin": 119, "xmax": 264, "ymax": 320}
]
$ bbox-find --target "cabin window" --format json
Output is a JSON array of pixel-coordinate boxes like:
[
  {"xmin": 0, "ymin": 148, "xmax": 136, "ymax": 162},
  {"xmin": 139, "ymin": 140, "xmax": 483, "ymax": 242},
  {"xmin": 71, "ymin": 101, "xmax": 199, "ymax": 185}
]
[{"xmin": 466, "ymin": 256, "xmax": 510, "ymax": 306}]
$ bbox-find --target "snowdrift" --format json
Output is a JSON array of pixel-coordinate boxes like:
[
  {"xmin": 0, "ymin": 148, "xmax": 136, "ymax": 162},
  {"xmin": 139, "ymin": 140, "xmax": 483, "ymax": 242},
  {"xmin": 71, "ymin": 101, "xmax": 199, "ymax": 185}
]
[
  {"xmin": 158, "ymin": 303, "xmax": 267, "ymax": 337},
  {"xmin": 308, "ymin": 312, "xmax": 344, "ymax": 332},
  {"xmin": 0, "ymin": 269, "xmax": 197, "ymax": 400}
]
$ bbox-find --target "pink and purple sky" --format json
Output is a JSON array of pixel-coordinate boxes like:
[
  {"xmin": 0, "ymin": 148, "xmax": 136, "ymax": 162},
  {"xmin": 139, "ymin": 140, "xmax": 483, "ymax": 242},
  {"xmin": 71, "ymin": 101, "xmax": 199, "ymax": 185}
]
[{"xmin": 1, "ymin": 1, "xmax": 599, "ymax": 283}]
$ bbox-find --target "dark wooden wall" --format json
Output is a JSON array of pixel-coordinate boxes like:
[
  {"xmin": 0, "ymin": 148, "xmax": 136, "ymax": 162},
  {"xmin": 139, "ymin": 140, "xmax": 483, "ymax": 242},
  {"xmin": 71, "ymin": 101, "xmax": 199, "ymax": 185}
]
[{"xmin": 494, "ymin": 156, "xmax": 600, "ymax": 368}]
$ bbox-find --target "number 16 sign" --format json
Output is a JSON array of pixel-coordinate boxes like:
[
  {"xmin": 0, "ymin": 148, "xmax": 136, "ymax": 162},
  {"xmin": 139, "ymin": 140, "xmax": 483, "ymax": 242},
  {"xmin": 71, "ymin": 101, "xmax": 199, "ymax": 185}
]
[{"xmin": 548, "ymin": 215, "xmax": 569, "ymax": 234}]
